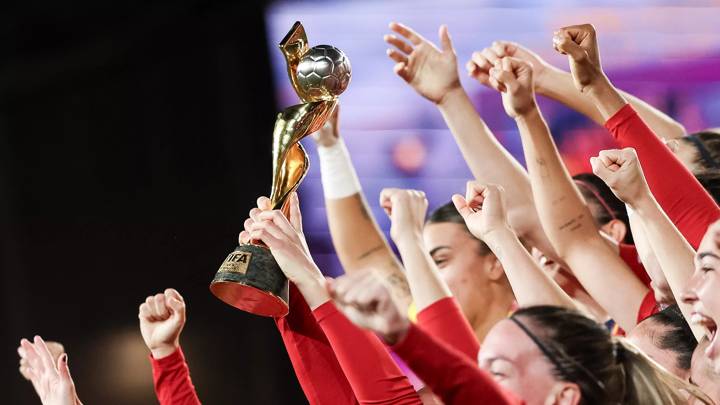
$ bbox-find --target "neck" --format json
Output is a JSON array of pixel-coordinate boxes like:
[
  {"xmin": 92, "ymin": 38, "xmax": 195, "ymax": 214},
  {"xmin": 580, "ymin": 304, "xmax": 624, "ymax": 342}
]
[{"xmin": 470, "ymin": 284, "xmax": 516, "ymax": 341}]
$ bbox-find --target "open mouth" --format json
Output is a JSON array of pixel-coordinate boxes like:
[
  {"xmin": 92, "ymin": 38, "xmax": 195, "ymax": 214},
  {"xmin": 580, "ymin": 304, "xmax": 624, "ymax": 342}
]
[{"xmin": 692, "ymin": 312, "xmax": 718, "ymax": 353}]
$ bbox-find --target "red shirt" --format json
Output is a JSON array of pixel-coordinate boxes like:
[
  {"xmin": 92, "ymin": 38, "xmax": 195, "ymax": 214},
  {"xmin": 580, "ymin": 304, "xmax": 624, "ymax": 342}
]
[
  {"xmin": 637, "ymin": 290, "xmax": 661, "ymax": 324},
  {"xmin": 417, "ymin": 296, "xmax": 480, "ymax": 361},
  {"xmin": 150, "ymin": 348, "xmax": 201, "ymax": 405},
  {"xmin": 393, "ymin": 324, "xmax": 524, "ymax": 405},
  {"xmin": 619, "ymin": 243, "xmax": 652, "ymax": 288},
  {"xmin": 605, "ymin": 104, "xmax": 720, "ymax": 249}
]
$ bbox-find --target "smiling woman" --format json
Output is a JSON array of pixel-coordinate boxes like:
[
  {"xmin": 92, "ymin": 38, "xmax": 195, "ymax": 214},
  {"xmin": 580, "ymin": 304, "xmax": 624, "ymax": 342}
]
[{"xmin": 684, "ymin": 220, "xmax": 720, "ymax": 374}]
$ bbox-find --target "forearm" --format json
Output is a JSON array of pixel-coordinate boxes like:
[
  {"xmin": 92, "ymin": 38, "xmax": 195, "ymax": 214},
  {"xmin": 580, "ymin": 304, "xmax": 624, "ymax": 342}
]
[
  {"xmin": 604, "ymin": 103, "xmax": 720, "ymax": 249},
  {"xmin": 633, "ymin": 194, "xmax": 704, "ymax": 340},
  {"xmin": 437, "ymin": 87, "xmax": 555, "ymax": 256},
  {"xmin": 484, "ymin": 228, "xmax": 577, "ymax": 309},
  {"xmin": 394, "ymin": 234, "xmax": 451, "ymax": 312},
  {"xmin": 275, "ymin": 284, "xmax": 358, "ymax": 404},
  {"xmin": 538, "ymin": 70, "xmax": 685, "ymax": 139},
  {"xmin": 516, "ymin": 108, "xmax": 647, "ymax": 330},
  {"xmin": 319, "ymin": 141, "xmax": 412, "ymax": 308},
  {"xmin": 313, "ymin": 302, "xmax": 422, "ymax": 405},
  {"xmin": 151, "ymin": 348, "xmax": 202, "ymax": 405},
  {"xmin": 392, "ymin": 324, "xmax": 521, "ymax": 405}
]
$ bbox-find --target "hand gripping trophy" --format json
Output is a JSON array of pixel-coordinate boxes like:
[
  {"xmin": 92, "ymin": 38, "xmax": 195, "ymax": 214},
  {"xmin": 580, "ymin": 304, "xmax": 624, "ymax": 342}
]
[{"xmin": 210, "ymin": 22, "xmax": 351, "ymax": 317}]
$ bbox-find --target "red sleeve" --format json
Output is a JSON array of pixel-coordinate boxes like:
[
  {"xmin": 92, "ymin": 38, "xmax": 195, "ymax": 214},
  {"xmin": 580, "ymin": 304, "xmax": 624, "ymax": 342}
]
[
  {"xmin": 619, "ymin": 243, "xmax": 652, "ymax": 288},
  {"xmin": 637, "ymin": 290, "xmax": 660, "ymax": 324},
  {"xmin": 313, "ymin": 301, "xmax": 422, "ymax": 405},
  {"xmin": 392, "ymin": 324, "xmax": 524, "ymax": 405},
  {"xmin": 150, "ymin": 347, "xmax": 202, "ymax": 405},
  {"xmin": 416, "ymin": 297, "xmax": 480, "ymax": 361},
  {"xmin": 275, "ymin": 284, "xmax": 357, "ymax": 405},
  {"xmin": 606, "ymin": 104, "xmax": 720, "ymax": 248}
]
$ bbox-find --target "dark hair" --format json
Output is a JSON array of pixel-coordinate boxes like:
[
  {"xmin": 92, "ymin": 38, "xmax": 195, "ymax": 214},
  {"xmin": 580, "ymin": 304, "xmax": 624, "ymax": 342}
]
[
  {"xmin": 680, "ymin": 130, "xmax": 720, "ymax": 172},
  {"xmin": 573, "ymin": 173, "xmax": 633, "ymax": 244},
  {"xmin": 511, "ymin": 306, "xmax": 708, "ymax": 404},
  {"xmin": 694, "ymin": 170, "xmax": 720, "ymax": 205},
  {"xmin": 643, "ymin": 304, "xmax": 696, "ymax": 371},
  {"xmin": 426, "ymin": 201, "xmax": 491, "ymax": 255}
]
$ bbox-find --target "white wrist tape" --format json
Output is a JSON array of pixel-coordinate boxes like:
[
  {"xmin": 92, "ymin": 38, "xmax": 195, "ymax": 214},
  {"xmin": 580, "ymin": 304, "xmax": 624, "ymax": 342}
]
[{"xmin": 317, "ymin": 139, "xmax": 362, "ymax": 199}]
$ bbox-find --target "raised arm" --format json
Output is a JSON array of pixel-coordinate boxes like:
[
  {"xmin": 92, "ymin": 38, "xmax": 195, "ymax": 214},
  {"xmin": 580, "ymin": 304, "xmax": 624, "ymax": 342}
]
[
  {"xmin": 384, "ymin": 22, "xmax": 558, "ymax": 261},
  {"xmin": 591, "ymin": 148, "xmax": 704, "ymax": 340},
  {"xmin": 313, "ymin": 106, "xmax": 412, "ymax": 309},
  {"xmin": 489, "ymin": 55, "xmax": 648, "ymax": 330},
  {"xmin": 469, "ymin": 41, "xmax": 686, "ymax": 140},
  {"xmin": 330, "ymin": 271, "xmax": 522, "ymax": 405},
  {"xmin": 553, "ymin": 24, "xmax": 720, "ymax": 248},
  {"xmin": 379, "ymin": 187, "xmax": 479, "ymax": 359},
  {"xmin": 451, "ymin": 182, "xmax": 577, "ymax": 309},
  {"xmin": 139, "ymin": 289, "xmax": 202, "ymax": 405},
  {"xmin": 245, "ymin": 195, "xmax": 421, "ymax": 405},
  {"xmin": 18, "ymin": 336, "xmax": 82, "ymax": 405}
]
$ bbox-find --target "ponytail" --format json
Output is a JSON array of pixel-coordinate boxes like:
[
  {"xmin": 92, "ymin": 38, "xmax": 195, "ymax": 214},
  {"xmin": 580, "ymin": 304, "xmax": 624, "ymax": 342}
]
[{"xmin": 616, "ymin": 340, "xmax": 713, "ymax": 404}]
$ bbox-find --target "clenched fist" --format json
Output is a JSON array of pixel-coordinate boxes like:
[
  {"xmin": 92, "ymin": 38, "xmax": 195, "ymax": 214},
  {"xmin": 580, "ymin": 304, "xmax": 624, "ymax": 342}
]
[
  {"xmin": 485, "ymin": 57, "xmax": 537, "ymax": 118},
  {"xmin": 590, "ymin": 148, "xmax": 650, "ymax": 206},
  {"xmin": 139, "ymin": 288, "xmax": 186, "ymax": 359},
  {"xmin": 379, "ymin": 188, "xmax": 428, "ymax": 242},
  {"xmin": 552, "ymin": 24, "xmax": 606, "ymax": 93},
  {"xmin": 451, "ymin": 182, "xmax": 511, "ymax": 241}
]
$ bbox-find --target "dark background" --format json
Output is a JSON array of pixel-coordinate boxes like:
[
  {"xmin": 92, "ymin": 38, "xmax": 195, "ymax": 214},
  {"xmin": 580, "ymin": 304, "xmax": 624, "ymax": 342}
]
[{"xmin": 1, "ymin": 0, "xmax": 307, "ymax": 403}]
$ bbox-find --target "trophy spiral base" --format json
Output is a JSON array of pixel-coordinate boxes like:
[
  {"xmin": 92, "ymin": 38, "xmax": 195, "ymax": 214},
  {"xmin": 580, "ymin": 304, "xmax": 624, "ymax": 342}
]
[{"xmin": 210, "ymin": 244, "xmax": 289, "ymax": 317}]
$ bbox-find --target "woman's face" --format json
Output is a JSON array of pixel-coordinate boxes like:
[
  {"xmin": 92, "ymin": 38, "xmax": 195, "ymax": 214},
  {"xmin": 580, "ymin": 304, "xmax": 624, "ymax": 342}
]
[
  {"xmin": 478, "ymin": 319, "xmax": 579, "ymax": 405},
  {"xmin": 683, "ymin": 220, "xmax": 720, "ymax": 374},
  {"xmin": 423, "ymin": 222, "xmax": 500, "ymax": 326}
]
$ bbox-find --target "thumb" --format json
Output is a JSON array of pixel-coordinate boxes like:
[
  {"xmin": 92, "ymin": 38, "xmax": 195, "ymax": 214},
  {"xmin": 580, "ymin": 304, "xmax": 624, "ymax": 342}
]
[
  {"xmin": 288, "ymin": 192, "xmax": 303, "ymax": 232},
  {"xmin": 553, "ymin": 31, "xmax": 588, "ymax": 62},
  {"xmin": 451, "ymin": 194, "xmax": 473, "ymax": 219},
  {"xmin": 57, "ymin": 353, "xmax": 71, "ymax": 381},
  {"xmin": 590, "ymin": 156, "xmax": 613, "ymax": 183},
  {"xmin": 167, "ymin": 297, "xmax": 186, "ymax": 323},
  {"xmin": 438, "ymin": 24, "xmax": 454, "ymax": 53}
]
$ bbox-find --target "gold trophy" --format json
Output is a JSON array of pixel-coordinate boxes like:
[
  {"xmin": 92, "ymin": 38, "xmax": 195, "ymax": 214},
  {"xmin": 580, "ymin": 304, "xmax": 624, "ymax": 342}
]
[{"xmin": 210, "ymin": 21, "xmax": 351, "ymax": 317}]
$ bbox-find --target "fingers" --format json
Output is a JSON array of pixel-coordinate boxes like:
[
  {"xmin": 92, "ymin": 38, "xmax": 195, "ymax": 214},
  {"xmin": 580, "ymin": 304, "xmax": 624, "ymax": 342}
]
[
  {"xmin": 552, "ymin": 29, "xmax": 588, "ymax": 62},
  {"xmin": 152, "ymin": 293, "xmax": 170, "ymax": 318},
  {"xmin": 164, "ymin": 288, "xmax": 184, "ymax": 303},
  {"xmin": 167, "ymin": 297, "xmax": 187, "ymax": 323},
  {"xmin": 248, "ymin": 221, "xmax": 284, "ymax": 249},
  {"xmin": 258, "ymin": 210, "xmax": 296, "ymax": 240},
  {"xmin": 57, "ymin": 353, "xmax": 71, "ymax": 381},
  {"xmin": 438, "ymin": 24, "xmax": 454, "ymax": 53},
  {"xmin": 139, "ymin": 301, "xmax": 153, "ymax": 321},
  {"xmin": 389, "ymin": 22, "xmax": 423, "ymax": 46},
  {"xmin": 393, "ymin": 62, "xmax": 411, "ymax": 83},
  {"xmin": 256, "ymin": 196, "xmax": 272, "ymax": 211},
  {"xmin": 288, "ymin": 192, "xmax": 304, "ymax": 233},
  {"xmin": 465, "ymin": 181, "xmax": 487, "ymax": 211},
  {"xmin": 451, "ymin": 194, "xmax": 472, "ymax": 219},
  {"xmin": 379, "ymin": 188, "xmax": 399, "ymax": 216},
  {"xmin": 384, "ymin": 34, "xmax": 413, "ymax": 55},
  {"xmin": 239, "ymin": 230, "xmax": 250, "ymax": 245},
  {"xmin": 480, "ymin": 47, "xmax": 501, "ymax": 68},
  {"xmin": 386, "ymin": 49, "xmax": 408, "ymax": 65},
  {"xmin": 33, "ymin": 336, "xmax": 58, "ymax": 376}
]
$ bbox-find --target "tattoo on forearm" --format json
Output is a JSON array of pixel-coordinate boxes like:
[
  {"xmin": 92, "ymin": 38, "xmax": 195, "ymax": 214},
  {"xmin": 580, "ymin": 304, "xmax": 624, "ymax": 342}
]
[
  {"xmin": 357, "ymin": 244, "xmax": 385, "ymax": 260},
  {"xmin": 385, "ymin": 270, "xmax": 411, "ymax": 299},
  {"xmin": 558, "ymin": 214, "xmax": 585, "ymax": 232},
  {"xmin": 535, "ymin": 157, "xmax": 550, "ymax": 178}
]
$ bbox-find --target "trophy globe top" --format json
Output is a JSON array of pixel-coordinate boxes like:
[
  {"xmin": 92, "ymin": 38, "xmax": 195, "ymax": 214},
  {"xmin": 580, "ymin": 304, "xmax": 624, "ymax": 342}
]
[{"xmin": 295, "ymin": 45, "xmax": 351, "ymax": 102}]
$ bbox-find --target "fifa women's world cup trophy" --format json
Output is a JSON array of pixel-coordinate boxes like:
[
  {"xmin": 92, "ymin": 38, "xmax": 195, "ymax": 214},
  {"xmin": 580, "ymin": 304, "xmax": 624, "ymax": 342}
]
[{"xmin": 210, "ymin": 21, "xmax": 351, "ymax": 317}]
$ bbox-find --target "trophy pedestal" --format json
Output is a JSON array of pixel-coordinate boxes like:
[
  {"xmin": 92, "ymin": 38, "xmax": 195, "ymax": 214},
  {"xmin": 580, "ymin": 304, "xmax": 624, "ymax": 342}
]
[{"xmin": 210, "ymin": 244, "xmax": 289, "ymax": 317}]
